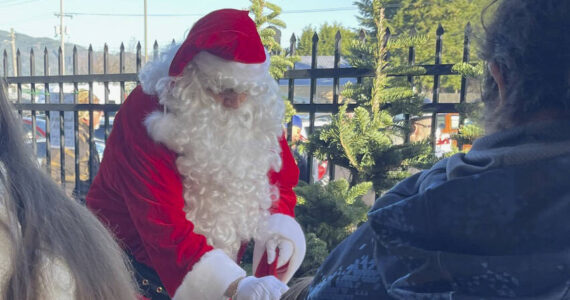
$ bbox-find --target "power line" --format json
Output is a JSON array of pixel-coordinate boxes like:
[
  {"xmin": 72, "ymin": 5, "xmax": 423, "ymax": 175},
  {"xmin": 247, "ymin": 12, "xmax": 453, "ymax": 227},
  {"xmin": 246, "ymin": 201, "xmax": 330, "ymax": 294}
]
[
  {"xmin": 0, "ymin": 0, "xmax": 40, "ymax": 7},
  {"xmin": 59, "ymin": 7, "xmax": 358, "ymax": 18}
]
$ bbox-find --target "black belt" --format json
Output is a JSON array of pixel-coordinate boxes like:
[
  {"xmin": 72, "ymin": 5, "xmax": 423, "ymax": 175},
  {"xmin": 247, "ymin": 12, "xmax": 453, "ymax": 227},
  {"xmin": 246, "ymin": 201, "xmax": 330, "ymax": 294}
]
[{"xmin": 126, "ymin": 253, "xmax": 171, "ymax": 300}]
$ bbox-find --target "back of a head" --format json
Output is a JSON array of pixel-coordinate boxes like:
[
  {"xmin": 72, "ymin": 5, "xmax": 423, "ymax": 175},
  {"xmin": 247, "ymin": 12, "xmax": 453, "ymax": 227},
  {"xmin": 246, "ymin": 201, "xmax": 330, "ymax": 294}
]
[
  {"xmin": 481, "ymin": 0, "xmax": 570, "ymax": 131},
  {"xmin": 0, "ymin": 84, "xmax": 136, "ymax": 299},
  {"xmin": 77, "ymin": 89, "xmax": 100, "ymax": 121}
]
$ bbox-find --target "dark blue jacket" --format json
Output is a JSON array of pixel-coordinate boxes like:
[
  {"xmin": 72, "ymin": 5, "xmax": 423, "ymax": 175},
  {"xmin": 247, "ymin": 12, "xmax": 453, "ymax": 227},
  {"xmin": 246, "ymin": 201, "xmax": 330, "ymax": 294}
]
[{"xmin": 308, "ymin": 120, "xmax": 570, "ymax": 299}]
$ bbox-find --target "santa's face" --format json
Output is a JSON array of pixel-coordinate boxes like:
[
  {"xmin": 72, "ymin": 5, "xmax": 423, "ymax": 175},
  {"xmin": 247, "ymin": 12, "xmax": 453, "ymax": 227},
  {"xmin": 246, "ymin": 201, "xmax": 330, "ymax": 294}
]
[{"xmin": 207, "ymin": 88, "xmax": 248, "ymax": 109}]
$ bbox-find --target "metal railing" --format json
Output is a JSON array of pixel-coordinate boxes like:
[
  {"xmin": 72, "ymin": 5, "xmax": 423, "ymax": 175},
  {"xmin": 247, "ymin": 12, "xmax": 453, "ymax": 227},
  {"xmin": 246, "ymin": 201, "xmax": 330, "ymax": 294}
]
[{"xmin": 3, "ymin": 23, "xmax": 475, "ymax": 189}]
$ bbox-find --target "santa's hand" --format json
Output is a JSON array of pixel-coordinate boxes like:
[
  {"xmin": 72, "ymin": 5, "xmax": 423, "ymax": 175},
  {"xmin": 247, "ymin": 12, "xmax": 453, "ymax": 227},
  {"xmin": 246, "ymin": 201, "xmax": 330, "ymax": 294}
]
[
  {"xmin": 233, "ymin": 276, "xmax": 289, "ymax": 300},
  {"xmin": 266, "ymin": 238, "xmax": 294, "ymax": 268},
  {"xmin": 253, "ymin": 214, "xmax": 306, "ymax": 283}
]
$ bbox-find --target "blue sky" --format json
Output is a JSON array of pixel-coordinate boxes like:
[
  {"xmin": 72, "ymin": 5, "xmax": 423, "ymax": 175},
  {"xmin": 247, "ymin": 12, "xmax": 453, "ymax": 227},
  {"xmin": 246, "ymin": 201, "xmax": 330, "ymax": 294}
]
[{"xmin": 1, "ymin": 0, "xmax": 360, "ymax": 52}]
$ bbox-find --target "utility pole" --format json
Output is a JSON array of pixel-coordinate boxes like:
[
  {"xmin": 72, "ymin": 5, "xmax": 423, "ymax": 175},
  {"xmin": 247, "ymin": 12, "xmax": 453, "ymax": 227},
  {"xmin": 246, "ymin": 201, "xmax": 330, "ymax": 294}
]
[
  {"xmin": 60, "ymin": 0, "xmax": 65, "ymax": 73},
  {"xmin": 10, "ymin": 28, "xmax": 17, "ymax": 76},
  {"xmin": 144, "ymin": 0, "xmax": 148, "ymax": 62}
]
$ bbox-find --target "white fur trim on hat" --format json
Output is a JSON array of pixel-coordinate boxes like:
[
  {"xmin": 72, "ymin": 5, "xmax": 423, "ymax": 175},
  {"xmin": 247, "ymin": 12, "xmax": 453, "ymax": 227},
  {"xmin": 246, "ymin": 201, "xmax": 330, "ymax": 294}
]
[
  {"xmin": 252, "ymin": 213, "xmax": 306, "ymax": 284},
  {"xmin": 194, "ymin": 51, "xmax": 270, "ymax": 83},
  {"xmin": 139, "ymin": 43, "xmax": 181, "ymax": 95},
  {"xmin": 172, "ymin": 249, "xmax": 246, "ymax": 300}
]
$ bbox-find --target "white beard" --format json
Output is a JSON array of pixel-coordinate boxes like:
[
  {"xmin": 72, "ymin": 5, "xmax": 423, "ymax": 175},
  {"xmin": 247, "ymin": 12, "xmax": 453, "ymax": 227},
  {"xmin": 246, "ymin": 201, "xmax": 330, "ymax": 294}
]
[{"xmin": 146, "ymin": 63, "xmax": 285, "ymax": 259}]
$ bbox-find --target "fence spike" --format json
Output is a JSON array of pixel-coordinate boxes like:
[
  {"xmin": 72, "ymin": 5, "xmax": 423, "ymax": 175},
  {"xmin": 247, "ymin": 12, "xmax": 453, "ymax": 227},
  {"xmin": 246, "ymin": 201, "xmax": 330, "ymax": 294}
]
[
  {"xmin": 2, "ymin": 50, "xmax": 6, "ymax": 76},
  {"xmin": 104, "ymin": 43, "xmax": 109, "ymax": 74},
  {"xmin": 136, "ymin": 42, "xmax": 142, "ymax": 73},
  {"xmin": 16, "ymin": 48, "xmax": 21, "ymax": 76},
  {"xmin": 30, "ymin": 48, "xmax": 35, "ymax": 76},
  {"xmin": 73, "ymin": 45, "xmax": 78, "ymax": 75},
  {"xmin": 88, "ymin": 44, "xmax": 94, "ymax": 74},
  {"xmin": 153, "ymin": 40, "xmax": 159, "ymax": 61},
  {"xmin": 43, "ymin": 47, "xmax": 49, "ymax": 76},
  {"xmin": 465, "ymin": 22, "xmax": 472, "ymax": 35},
  {"xmin": 436, "ymin": 24, "xmax": 445, "ymax": 36}
]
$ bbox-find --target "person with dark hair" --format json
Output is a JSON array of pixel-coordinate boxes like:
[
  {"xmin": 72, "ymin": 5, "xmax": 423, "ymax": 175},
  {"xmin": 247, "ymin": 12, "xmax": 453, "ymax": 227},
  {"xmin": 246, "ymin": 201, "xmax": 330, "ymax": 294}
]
[
  {"xmin": 0, "ymin": 84, "xmax": 138, "ymax": 299},
  {"xmin": 87, "ymin": 9, "xmax": 306, "ymax": 300},
  {"xmin": 303, "ymin": 0, "xmax": 570, "ymax": 299}
]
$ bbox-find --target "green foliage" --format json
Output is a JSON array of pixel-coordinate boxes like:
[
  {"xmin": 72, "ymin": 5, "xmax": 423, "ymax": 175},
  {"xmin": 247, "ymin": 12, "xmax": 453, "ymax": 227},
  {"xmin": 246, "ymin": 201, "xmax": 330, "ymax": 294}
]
[
  {"xmin": 283, "ymin": 99, "xmax": 295, "ymax": 124},
  {"xmin": 452, "ymin": 62, "xmax": 484, "ymax": 78},
  {"xmin": 249, "ymin": 0, "xmax": 298, "ymax": 123},
  {"xmin": 249, "ymin": 0, "xmax": 299, "ymax": 79},
  {"xmin": 354, "ymin": 0, "xmax": 403, "ymax": 40},
  {"xmin": 294, "ymin": 179, "xmax": 371, "ymax": 274},
  {"xmin": 452, "ymin": 123, "xmax": 484, "ymax": 146},
  {"xmin": 317, "ymin": 0, "xmax": 434, "ymax": 192},
  {"xmin": 296, "ymin": 23, "xmax": 357, "ymax": 56},
  {"xmin": 388, "ymin": 0, "xmax": 490, "ymax": 91},
  {"xmin": 295, "ymin": 233, "xmax": 329, "ymax": 276}
]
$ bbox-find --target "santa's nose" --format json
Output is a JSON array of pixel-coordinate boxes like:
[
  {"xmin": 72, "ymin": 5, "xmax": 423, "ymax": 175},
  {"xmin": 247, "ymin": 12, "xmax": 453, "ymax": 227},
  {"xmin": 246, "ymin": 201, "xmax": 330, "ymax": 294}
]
[{"xmin": 219, "ymin": 90, "xmax": 248, "ymax": 109}]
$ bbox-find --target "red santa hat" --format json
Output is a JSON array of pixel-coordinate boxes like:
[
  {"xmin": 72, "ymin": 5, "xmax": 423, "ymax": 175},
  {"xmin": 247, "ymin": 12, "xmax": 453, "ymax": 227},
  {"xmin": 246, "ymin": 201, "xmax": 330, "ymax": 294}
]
[{"xmin": 169, "ymin": 9, "xmax": 267, "ymax": 77}]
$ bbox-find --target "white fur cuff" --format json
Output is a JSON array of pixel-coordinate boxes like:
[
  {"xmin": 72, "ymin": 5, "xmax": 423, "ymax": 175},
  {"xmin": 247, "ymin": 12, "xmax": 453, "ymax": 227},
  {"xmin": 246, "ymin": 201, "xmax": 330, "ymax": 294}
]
[
  {"xmin": 172, "ymin": 249, "xmax": 246, "ymax": 300},
  {"xmin": 253, "ymin": 213, "xmax": 306, "ymax": 283}
]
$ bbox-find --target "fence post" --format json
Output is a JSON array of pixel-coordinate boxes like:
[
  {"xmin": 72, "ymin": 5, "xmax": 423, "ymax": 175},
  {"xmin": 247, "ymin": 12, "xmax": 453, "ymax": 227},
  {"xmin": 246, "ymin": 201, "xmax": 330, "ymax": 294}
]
[
  {"xmin": 430, "ymin": 24, "xmax": 444, "ymax": 150},
  {"xmin": 153, "ymin": 40, "xmax": 159, "ymax": 61},
  {"xmin": 16, "ymin": 49, "xmax": 22, "ymax": 116},
  {"xmin": 87, "ymin": 44, "xmax": 95, "ymax": 184},
  {"xmin": 30, "ymin": 48, "xmax": 38, "ymax": 155},
  {"xmin": 73, "ymin": 46, "xmax": 80, "ymax": 193},
  {"xmin": 103, "ymin": 44, "xmax": 110, "ymax": 142},
  {"xmin": 3, "ymin": 50, "xmax": 7, "ymax": 77},
  {"xmin": 44, "ymin": 47, "xmax": 51, "ymax": 174},
  {"xmin": 405, "ymin": 44, "xmax": 416, "ymax": 144},
  {"xmin": 120, "ymin": 43, "xmax": 126, "ymax": 102},
  {"xmin": 136, "ymin": 42, "xmax": 142, "ymax": 74},
  {"xmin": 457, "ymin": 22, "xmax": 472, "ymax": 150},
  {"xmin": 287, "ymin": 33, "xmax": 296, "ymax": 144},
  {"xmin": 57, "ymin": 46, "xmax": 66, "ymax": 189},
  {"xmin": 306, "ymin": 32, "xmax": 319, "ymax": 184},
  {"xmin": 329, "ymin": 30, "xmax": 342, "ymax": 180}
]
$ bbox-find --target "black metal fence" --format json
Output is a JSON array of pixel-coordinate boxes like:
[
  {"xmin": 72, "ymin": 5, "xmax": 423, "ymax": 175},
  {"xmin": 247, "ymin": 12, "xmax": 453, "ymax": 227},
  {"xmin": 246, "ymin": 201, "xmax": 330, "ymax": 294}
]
[
  {"xmin": 282, "ymin": 23, "xmax": 476, "ymax": 183},
  {"xmin": 3, "ymin": 23, "xmax": 476, "ymax": 191}
]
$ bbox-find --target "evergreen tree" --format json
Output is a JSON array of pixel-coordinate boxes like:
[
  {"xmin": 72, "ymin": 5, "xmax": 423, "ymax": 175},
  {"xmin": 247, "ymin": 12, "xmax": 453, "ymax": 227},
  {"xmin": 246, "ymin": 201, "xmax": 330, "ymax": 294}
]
[
  {"xmin": 249, "ymin": 0, "xmax": 298, "ymax": 122},
  {"xmin": 305, "ymin": 0, "xmax": 435, "ymax": 192},
  {"xmin": 389, "ymin": 0, "xmax": 489, "ymax": 91},
  {"xmin": 296, "ymin": 23, "xmax": 356, "ymax": 56},
  {"xmin": 293, "ymin": 0, "xmax": 437, "ymax": 277},
  {"xmin": 249, "ymin": 0, "xmax": 298, "ymax": 79},
  {"xmin": 294, "ymin": 180, "xmax": 371, "ymax": 276}
]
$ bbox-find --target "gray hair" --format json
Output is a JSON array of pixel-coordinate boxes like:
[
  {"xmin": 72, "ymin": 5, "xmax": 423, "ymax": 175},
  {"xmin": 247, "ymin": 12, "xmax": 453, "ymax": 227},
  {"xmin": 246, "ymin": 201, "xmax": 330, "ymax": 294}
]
[
  {"xmin": 281, "ymin": 277, "xmax": 313, "ymax": 300},
  {"xmin": 0, "ymin": 82, "xmax": 138, "ymax": 299},
  {"xmin": 480, "ymin": 0, "xmax": 570, "ymax": 132}
]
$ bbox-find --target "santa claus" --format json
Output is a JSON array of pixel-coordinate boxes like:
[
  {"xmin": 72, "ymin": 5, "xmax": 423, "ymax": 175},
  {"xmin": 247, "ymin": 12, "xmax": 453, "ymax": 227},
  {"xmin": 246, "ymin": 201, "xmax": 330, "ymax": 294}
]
[{"xmin": 86, "ymin": 9, "xmax": 305, "ymax": 300}]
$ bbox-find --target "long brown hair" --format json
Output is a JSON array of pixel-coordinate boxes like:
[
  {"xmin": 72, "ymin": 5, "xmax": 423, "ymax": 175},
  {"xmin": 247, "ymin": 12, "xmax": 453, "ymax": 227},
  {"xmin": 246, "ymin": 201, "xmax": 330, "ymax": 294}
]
[{"xmin": 0, "ymin": 83, "xmax": 137, "ymax": 299}]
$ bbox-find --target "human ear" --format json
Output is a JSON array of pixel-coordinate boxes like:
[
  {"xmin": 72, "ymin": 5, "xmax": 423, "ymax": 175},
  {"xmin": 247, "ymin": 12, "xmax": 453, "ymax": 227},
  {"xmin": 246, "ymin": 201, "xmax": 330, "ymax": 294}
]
[{"xmin": 489, "ymin": 62, "xmax": 506, "ymax": 105}]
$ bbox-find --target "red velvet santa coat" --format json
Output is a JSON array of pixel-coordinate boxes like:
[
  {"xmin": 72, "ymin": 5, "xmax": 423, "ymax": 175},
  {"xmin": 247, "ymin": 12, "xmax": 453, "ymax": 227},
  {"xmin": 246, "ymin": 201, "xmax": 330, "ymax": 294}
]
[{"xmin": 86, "ymin": 86, "xmax": 299, "ymax": 296}]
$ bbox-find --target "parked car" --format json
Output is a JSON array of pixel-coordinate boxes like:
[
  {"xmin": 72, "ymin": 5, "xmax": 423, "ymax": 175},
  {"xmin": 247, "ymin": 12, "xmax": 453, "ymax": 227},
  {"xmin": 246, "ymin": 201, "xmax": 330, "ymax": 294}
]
[
  {"xmin": 22, "ymin": 116, "xmax": 105, "ymax": 162},
  {"xmin": 22, "ymin": 116, "xmax": 47, "ymax": 164}
]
